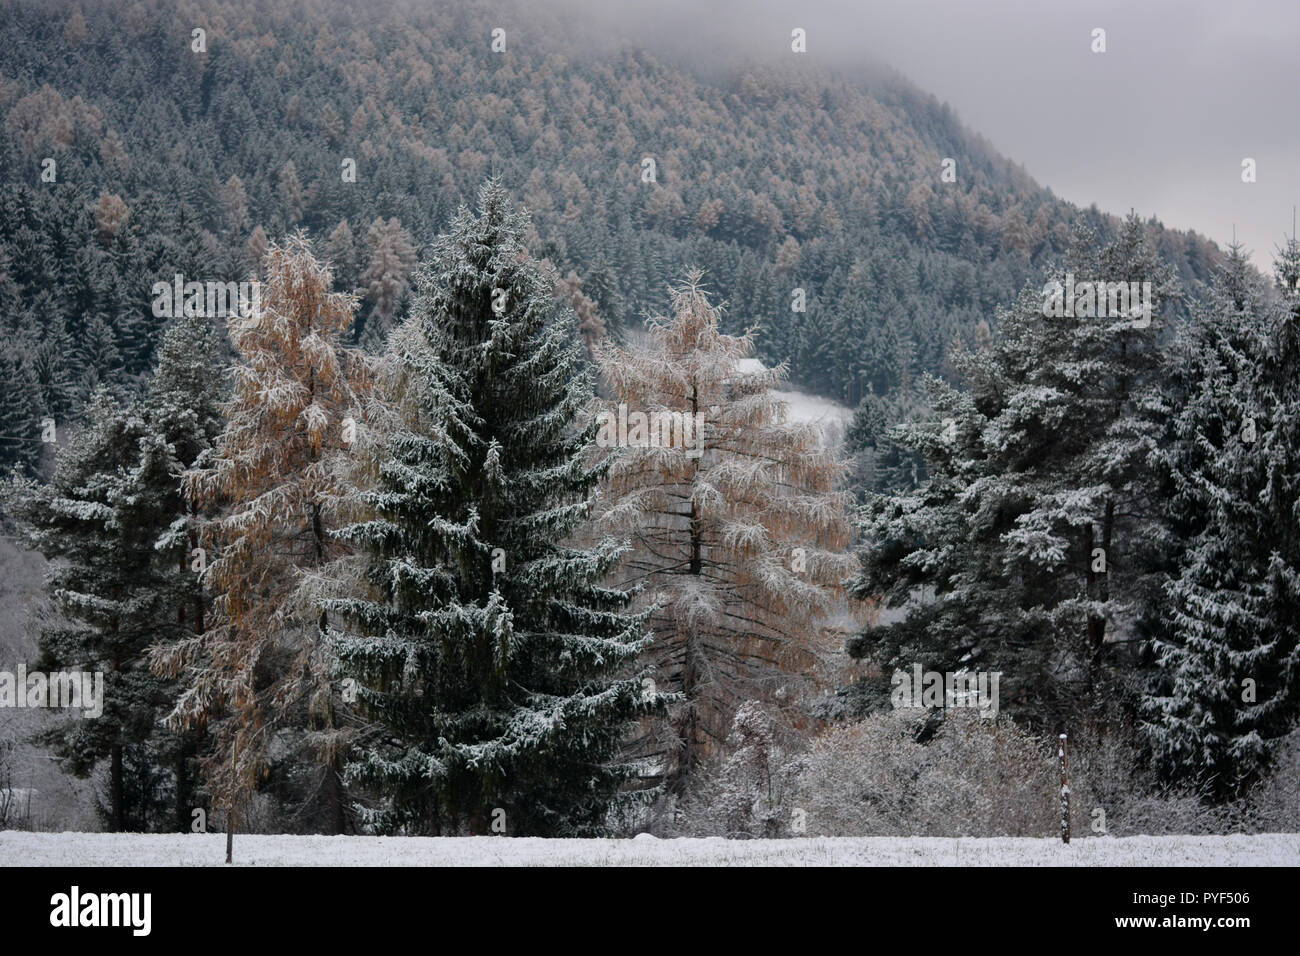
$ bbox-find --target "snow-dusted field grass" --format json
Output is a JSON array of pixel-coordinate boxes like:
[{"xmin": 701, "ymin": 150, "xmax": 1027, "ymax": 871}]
[{"xmin": 2, "ymin": 832, "xmax": 1294, "ymax": 866}]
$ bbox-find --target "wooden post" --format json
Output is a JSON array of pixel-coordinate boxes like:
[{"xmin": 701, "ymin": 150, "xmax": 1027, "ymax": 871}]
[
  {"xmin": 226, "ymin": 742, "xmax": 236, "ymax": 864},
  {"xmin": 1058, "ymin": 732, "xmax": 1070, "ymax": 845}
]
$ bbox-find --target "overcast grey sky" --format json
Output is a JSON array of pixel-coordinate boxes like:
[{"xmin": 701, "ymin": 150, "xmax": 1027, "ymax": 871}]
[{"xmin": 554, "ymin": 0, "xmax": 1300, "ymax": 270}]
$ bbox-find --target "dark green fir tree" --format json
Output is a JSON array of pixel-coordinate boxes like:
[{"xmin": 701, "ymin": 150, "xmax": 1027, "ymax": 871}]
[
  {"xmin": 323, "ymin": 179, "xmax": 662, "ymax": 836},
  {"xmin": 6, "ymin": 390, "xmax": 169, "ymax": 830},
  {"xmin": 5, "ymin": 314, "xmax": 226, "ymax": 830},
  {"xmin": 1145, "ymin": 235, "xmax": 1300, "ymax": 798}
]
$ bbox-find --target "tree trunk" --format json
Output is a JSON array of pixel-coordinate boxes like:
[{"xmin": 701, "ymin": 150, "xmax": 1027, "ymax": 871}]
[
  {"xmin": 672, "ymin": 381, "xmax": 704, "ymax": 793},
  {"xmin": 1084, "ymin": 523, "xmax": 1105, "ymax": 654},
  {"xmin": 176, "ymin": 548, "xmax": 191, "ymax": 833},
  {"xmin": 226, "ymin": 743, "xmax": 237, "ymax": 863},
  {"xmin": 1092, "ymin": 500, "xmax": 1115, "ymax": 663},
  {"xmin": 675, "ymin": 639, "xmax": 700, "ymax": 793},
  {"xmin": 325, "ymin": 751, "xmax": 346, "ymax": 835},
  {"xmin": 175, "ymin": 736, "xmax": 195, "ymax": 833},
  {"xmin": 110, "ymin": 743, "xmax": 125, "ymax": 831}
]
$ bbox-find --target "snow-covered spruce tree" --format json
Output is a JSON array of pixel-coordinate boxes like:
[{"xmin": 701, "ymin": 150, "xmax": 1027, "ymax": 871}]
[
  {"xmin": 152, "ymin": 234, "xmax": 375, "ymax": 836},
  {"xmin": 132, "ymin": 312, "xmax": 227, "ymax": 830},
  {"xmin": 0, "ymin": 346, "xmax": 45, "ymax": 477},
  {"xmin": 843, "ymin": 383, "xmax": 929, "ymax": 498},
  {"xmin": 5, "ymin": 390, "xmax": 174, "ymax": 830},
  {"xmin": 321, "ymin": 179, "xmax": 659, "ymax": 836},
  {"xmin": 595, "ymin": 273, "xmax": 857, "ymax": 791},
  {"xmin": 5, "ymin": 314, "xmax": 226, "ymax": 831},
  {"xmin": 1145, "ymin": 237, "xmax": 1300, "ymax": 798},
  {"xmin": 846, "ymin": 216, "xmax": 1180, "ymax": 728}
]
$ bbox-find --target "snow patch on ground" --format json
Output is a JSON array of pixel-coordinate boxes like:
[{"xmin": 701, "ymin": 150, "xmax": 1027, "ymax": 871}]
[
  {"xmin": 2, "ymin": 832, "xmax": 1294, "ymax": 867},
  {"xmin": 773, "ymin": 389, "xmax": 853, "ymax": 430},
  {"xmin": 731, "ymin": 357, "xmax": 853, "ymax": 438}
]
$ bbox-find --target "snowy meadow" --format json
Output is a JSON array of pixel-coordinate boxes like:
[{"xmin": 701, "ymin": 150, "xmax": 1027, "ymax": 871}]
[{"xmin": 4, "ymin": 832, "xmax": 1294, "ymax": 867}]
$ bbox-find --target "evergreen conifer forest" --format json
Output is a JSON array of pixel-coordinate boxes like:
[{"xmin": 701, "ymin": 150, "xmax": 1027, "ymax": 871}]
[{"xmin": 0, "ymin": 0, "xmax": 1296, "ymax": 891}]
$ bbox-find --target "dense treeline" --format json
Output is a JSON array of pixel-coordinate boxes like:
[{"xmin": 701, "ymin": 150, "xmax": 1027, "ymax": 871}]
[
  {"xmin": 0, "ymin": 0, "xmax": 1225, "ymax": 477},
  {"xmin": 6, "ymin": 186, "xmax": 1298, "ymax": 836},
  {"xmin": 841, "ymin": 217, "xmax": 1300, "ymax": 803},
  {"xmin": 2, "ymin": 0, "xmax": 1295, "ymax": 840},
  {"xmin": 4, "ymin": 180, "xmax": 856, "ymax": 835}
]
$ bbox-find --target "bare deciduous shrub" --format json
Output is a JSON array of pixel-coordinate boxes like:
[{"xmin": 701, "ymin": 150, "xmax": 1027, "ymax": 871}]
[
  {"xmin": 676, "ymin": 706, "xmax": 1056, "ymax": 838},
  {"xmin": 0, "ymin": 738, "xmax": 28, "ymax": 829},
  {"xmin": 792, "ymin": 710, "xmax": 1055, "ymax": 836},
  {"xmin": 1226, "ymin": 727, "xmax": 1300, "ymax": 834},
  {"xmin": 1065, "ymin": 721, "xmax": 1221, "ymax": 836},
  {"xmin": 664, "ymin": 705, "xmax": 1299, "ymax": 840}
]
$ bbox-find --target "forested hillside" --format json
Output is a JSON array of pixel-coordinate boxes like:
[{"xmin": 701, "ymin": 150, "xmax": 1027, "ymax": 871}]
[
  {"xmin": 0, "ymin": 0, "xmax": 1226, "ymax": 476},
  {"xmin": 6, "ymin": 0, "xmax": 1296, "ymax": 847}
]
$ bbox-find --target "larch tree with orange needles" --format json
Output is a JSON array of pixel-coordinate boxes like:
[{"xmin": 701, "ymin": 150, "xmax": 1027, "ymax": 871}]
[
  {"xmin": 152, "ymin": 233, "xmax": 377, "ymax": 843},
  {"xmin": 595, "ymin": 272, "xmax": 858, "ymax": 792}
]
